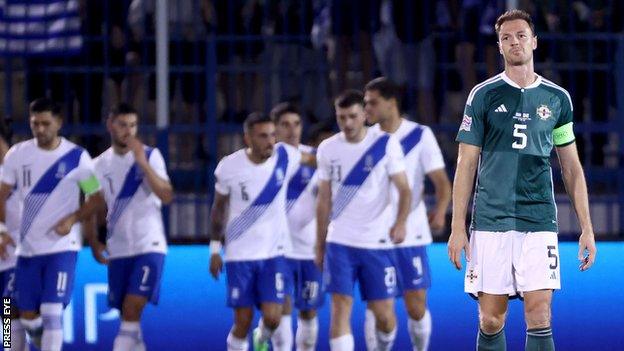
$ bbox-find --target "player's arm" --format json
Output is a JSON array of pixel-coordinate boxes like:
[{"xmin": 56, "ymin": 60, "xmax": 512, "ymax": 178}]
[
  {"xmin": 448, "ymin": 142, "xmax": 480, "ymax": 270},
  {"xmin": 556, "ymin": 142, "xmax": 596, "ymax": 271},
  {"xmin": 54, "ymin": 191, "xmax": 106, "ymax": 236},
  {"xmin": 128, "ymin": 137, "xmax": 174, "ymax": 204},
  {"xmin": 209, "ymin": 192, "xmax": 229, "ymax": 279},
  {"xmin": 83, "ymin": 209, "xmax": 109, "ymax": 265},
  {"xmin": 427, "ymin": 169, "xmax": 452, "ymax": 232},
  {"xmin": 389, "ymin": 171, "xmax": 411, "ymax": 244},
  {"xmin": 315, "ymin": 179, "xmax": 331, "ymax": 268},
  {"xmin": 0, "ymin": 182, "xmax": 15, "ymax": 259}
]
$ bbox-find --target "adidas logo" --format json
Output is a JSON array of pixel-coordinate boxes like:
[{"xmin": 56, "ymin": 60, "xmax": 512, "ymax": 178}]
[
  {"xmin": 494, "ymin": 104, "xmax": 508, "ymax": 113},
  {"xmin": 550, "ymin": 271, "xmax": 557, "ymax": 280}
]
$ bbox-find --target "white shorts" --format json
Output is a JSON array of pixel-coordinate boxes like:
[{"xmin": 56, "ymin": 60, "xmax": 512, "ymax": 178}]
[{"xmin": 464, "ymin": 231, "xmax": 561, "ymax": 298}]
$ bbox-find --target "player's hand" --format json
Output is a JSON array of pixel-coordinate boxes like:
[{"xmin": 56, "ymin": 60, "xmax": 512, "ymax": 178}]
[
  {"xmin": 428, "ymin": 211, "xmax": 446, "ymax": 233},
  {"xmin": 127, "ymin": 136, "xmax": 148, "ymax": 165},
  {"xmin": 90, "ymin": 241, "xmax": 109, "ymax": 265},
  {"xmin": 314, "ymin": 244, "xmax": 325, "ymax": 269},
  {"xmin": 0, "ymin": 232, "xmax": 15, "ymax": 260},
  {"xmin": 578, "ymin": 231, "xmax": 596, "ymax": 271},
  {"xmin": 390, "ymin": 221, "xmax": 407, "ymax": 244},
  {"xmin": 54, "ymin": 213, "xmax": 78, "ymax": 236},
  {"xmin": 447, "ymin": 228, "xmax": 470, "ymax": 270},
  {"xmin": 209, "ymin": 254, "xmax": 223, "ymax": 280}
]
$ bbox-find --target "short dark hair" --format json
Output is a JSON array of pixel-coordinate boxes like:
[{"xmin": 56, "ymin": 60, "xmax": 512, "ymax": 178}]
[
  {"xmin": 495, "ymin": 9, "xmax": 535, "ymax": 37},
  {"xmin": 29, "ymin": 97, "xmax": 61, "ymax": 118},
  {"xmin": 307, "ymin": 121, "xmax": 335, "ymax": 145},
  {"xmin": 109, "ymin": 102, "xmax": 138, "ymax": 120},
  {"xmin": 270, "ymin": 102, "xmax": 300, "ymax": 124},
  {"xmin": 334, "ymin": 89, "xmax": 364, "ymax": 109},
  {"xmin": 244, "ymin": 112, "xmax": 273, "ymax": 133},
  {"xmin": 365, "ymin": 77, "xmax": 401, "ymax": 103}
]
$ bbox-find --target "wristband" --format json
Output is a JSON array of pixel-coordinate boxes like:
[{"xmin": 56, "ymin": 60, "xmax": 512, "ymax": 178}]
[{"xmin": 210, "ymin": 240, "xmax": 223, "ymax": 255}]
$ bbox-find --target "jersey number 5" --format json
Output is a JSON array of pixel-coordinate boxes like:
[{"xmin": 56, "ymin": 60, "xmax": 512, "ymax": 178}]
[
  {"xmin": 512, "ymin": 124, "xmax": 527, "ymax": 150},
  {"xmin": 547, "ymin": 245, "xmax": 558, "ymax": 269}
]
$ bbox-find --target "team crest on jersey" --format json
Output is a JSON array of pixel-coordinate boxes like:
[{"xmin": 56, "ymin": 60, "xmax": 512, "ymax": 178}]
[
  {"xmin": 364, "ymin": 154, "xmax": 374, "ymax": 171},
  {"xmin": 460, "ymin": 115, "xmax": 472, "ymax": 132},
  {"xmin": 276, "ymin": 168, "xmax": 285, "ymax": 185},
  {"xmin": 536, "ymin": 104, "xmax": 552, "ymax": 120},
  {"xmin": 55, "ymin": 162, "xmax": 67, "ymax": 178}
]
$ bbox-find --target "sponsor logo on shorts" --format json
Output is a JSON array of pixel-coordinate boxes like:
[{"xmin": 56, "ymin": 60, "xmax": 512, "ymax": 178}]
[
  {"xmin": 550, "ymin": 271, "xmax": 557, "ymax": 280},
  {"xmin": 231, "ymin": 288, "xmax": 240, "ymax": 300},
  {"xmin": 139, "ymin": 285, "xmax": 151, "ymax": 292}
]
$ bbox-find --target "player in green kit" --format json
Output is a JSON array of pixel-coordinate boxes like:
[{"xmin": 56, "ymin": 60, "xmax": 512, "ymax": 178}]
[{"xmin": 447, "ymin": 10, "xmax": 597, "ymax": 351}]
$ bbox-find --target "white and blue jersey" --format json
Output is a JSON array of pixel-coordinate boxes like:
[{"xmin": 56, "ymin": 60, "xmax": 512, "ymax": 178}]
[
  {"xmin": 214, "ymin": 143, "xmax": 301, "ymax": 261},
  {"xmin": 285, "ymin": 144, "xmax": 318, "ymax": 260},
  {"xmin": 1, "ymin": 138, "xmax": 100, "ymax": 257},
  {"xmin": 94, "ymin": 147, "xmax": 169, "ymax": 258},
  {"xmin": 371, "ymin": 120, "xmax": 446, "ymax": 247},
  {"xmin": 0, "ymin": 164, "xmax": 20, "ymax": 272},
  {"xmin": 316, "ymin": 128, "xmax": 405, "ymax": 249}
]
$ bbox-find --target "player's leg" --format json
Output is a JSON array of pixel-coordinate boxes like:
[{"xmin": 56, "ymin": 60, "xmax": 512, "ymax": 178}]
[
  {"xmin": 270, "ymin": 259, "xmax": 295, "ymax": 351},
  {"xmin": 523, "ymin": 290, "xmax": 554, "ymax": 351},
  {"xmin": 225, "ymin": 260, "xmax": 257, "ymax": 351},
  {"xmin": 295, "ymin": 260, "xmax": 323, "ymax": 351},
  {"xmin": 254, "ymin": 257, "xmax": 286, "ymax": 351},
  {"xmin": 112, "ymin": 253, "xmax": 165, "ymax": 351},
  {"xmin": 404, "ymin": 289, "xmax": 431, "ymax": 351},
  {"xmin": 477, "ymin": 293, "xmax": 509, "ymax": 351},
  {"xmin": 325, "ymin": 243, "xmax": 357, "ymax": 350},
  {"xmin": 229, "ymin": 307, "xmax": 253, "ymax": 351},
  {"xmin": 515, "ymin": 232, "xmax": 560, "ymax": 351},
  {"xmin": 397, "ymin": 246, "xmax": 433, "ymax": 351},
  {"xmin": 330, "ymin": 293, "xmax": 354, "ymax": 351},
  {"xmin": 15, "ymin": 257, "xmax": 43, "ymax": 349},
  {"xmin": 360, "ymin": 248, "xmax": 400, "ymax": 351},
  {"xmin": 39, "ymin": 252, "xmax": 78, "ymax": 351}
]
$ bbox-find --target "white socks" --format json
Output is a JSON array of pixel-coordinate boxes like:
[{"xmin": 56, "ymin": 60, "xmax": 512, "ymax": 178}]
[
  {"xmin": 296, "ymin": 316, "xmax": 319, "ymax": 351},
  {"xmin": 40, "ymin": 303, "xmax": 64, "ymax": 351},
  {"xmin": 408, "ymin": 309, "xmax": 432, "ymax": 351},
  {"xmin": 364, "ymin": 309, "xmax": 376, "ymax": 351},
  {"xmin": 330, "ymin": 334, "xmax": 354, "ymax": 351},
  {"xmin": 256, "ymin": 319, "xmax": 274, "ymax": 345},
  {"xmin": 271, "ymin": 315, "xmax": 293, "ymax": 351},
  {"xmin": 227, "ymin": 329, "xmax": 249, "ymax": 351},
  {"xmin": 376, "ymin": 326, "xmax": 397, "ymax": 351},
  {"xmin": 113, "ymin": 321, "xmax": 142, "ymax": 351}
]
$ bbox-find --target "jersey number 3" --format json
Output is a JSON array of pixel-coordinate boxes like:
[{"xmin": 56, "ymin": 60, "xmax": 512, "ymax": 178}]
[{"xmin": 512, "ymin": 124, "xmax": 527, "ymax": 150}]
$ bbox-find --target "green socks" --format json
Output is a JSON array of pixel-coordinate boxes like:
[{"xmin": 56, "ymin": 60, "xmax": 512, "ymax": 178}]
[
  {"xmin": 478, "ymin": 327, "xmax": 506, "ymax": 351},
  {"xmin": 526, "ymin": 327, "xmax": 555, "ymax": 351}
]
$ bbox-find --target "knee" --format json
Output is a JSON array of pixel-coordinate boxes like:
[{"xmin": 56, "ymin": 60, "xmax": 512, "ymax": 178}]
[
  {"xmin": 234, "ymin": 314, "xmax": 253, "ymax": 333},
  {"xmin": 479, "ymin": 312, "xmax": 506, "ymax": 334},
  {"xmin": 121, "ymin": 300, "xmax": 143, "ymax": 321},
  {"xmin": 406, "ymin": 299, "xmax": 427, "ymax": 321},
  {"xmin": 262, "ymin": 311, "xmax": 282, "ymax": 330},
  {"xmin": 525, "ymin": 303, "xmax": 551, "ymax": 329}
]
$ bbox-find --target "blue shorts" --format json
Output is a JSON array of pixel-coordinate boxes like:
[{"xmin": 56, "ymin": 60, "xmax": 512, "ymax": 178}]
[
  {"xmin": 324, "ymin": 243, "xmax": 399, "ymax": 301},
  {"xmin": 15, "ymin": 251, "xmax": 77, "ymax": 311},
  {"xmin": 225, "ymin": 256, "xmax": 286, "ymax": 308},
  {"xmin": 393, "ymin": 246, "xmax": 431, "ymax": 293},
  {"xmin": 284, "ymin": 258, "xmax": 325, "ymax": 311},
  {"xmin": 108, "ymin": 253, "xmax": 165, "ymax": 310},
  {"xmin": 0, "ymin": 268, "xmax": 16, "ymax": 298}
]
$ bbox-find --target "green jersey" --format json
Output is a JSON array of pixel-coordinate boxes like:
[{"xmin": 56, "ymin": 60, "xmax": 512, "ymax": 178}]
[{"xmin": 456, "ymin": 72, "xmax": 575, "ymax": 232}]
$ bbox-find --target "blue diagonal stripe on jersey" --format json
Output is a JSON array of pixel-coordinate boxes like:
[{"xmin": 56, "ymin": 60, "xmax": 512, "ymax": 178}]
[
  {"xmin": 20, "ymin": 147, "xmax": 83, "ymax": 241},
  {"xmin": 226, "ymin": 145, "xmax": 289, "ymax": 244},
  {"xmin": 330, "ymin": 134, "xmax": 390, "ymax": 220},
  {"xmin": 286, "ymin": 162, "xmax": 316, "ymax": 213},
  {"xmin": 400, "ymin": 125, "xmax": 424, "ymax": 155},
  {"xmin": 107, "ymin": 147, "xmax": 154, "ymax": 238}
]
